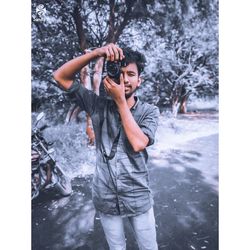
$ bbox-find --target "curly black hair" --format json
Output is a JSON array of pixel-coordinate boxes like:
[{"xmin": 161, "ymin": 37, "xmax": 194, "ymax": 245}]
[{"xmin": 122, "ymin": 47, "xmax": 146, "ymax": 76}]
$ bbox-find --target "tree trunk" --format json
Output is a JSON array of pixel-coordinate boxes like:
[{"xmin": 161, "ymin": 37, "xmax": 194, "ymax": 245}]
[
  {"xmin": 179, "ymin": 90, "xmax": 191, "ymax": 114},
  {"xmin": 179, "ymin": 97, "xmax": 187, "ymax": 114},
  {"xmin": 72, "ymin": 2, "xmax": 88, "ymax": 51},
  {"xmin": 171, "ymin": 85, "xmax": 191, "ymax": 116}
]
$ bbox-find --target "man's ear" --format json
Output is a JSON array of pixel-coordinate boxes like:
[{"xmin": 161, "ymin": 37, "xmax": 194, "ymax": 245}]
[{"xmin": 137, "ymin": 77, "xmax": 142, "ymax": 87}]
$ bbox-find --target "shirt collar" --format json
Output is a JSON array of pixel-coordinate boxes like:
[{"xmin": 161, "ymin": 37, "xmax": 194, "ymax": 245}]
[
  {"xmin": 112, "ymin": 96, "xmax": 140, "ymax": 111},
  {"xmin": 131, "ymin": 96, "xmax": 140, "ymax": 110}
]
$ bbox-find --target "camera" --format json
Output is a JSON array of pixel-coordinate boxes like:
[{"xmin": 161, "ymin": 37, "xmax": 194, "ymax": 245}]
[{"xmin": 106, "ymin": 60, "xmax": 127, "ymax": 84}]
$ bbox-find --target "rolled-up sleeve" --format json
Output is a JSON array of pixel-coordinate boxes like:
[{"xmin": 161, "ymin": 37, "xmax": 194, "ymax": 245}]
[
  {"xmin": 65, "ymin": 81, "xmax": 101, "ymax": 116},
  {"xmin": 139, "ymin": 106, "xmax": 160, "ymax": 146}
]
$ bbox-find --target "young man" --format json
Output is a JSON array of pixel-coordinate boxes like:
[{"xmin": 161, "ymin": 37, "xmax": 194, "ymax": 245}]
[{"xmin": 53, "ymin": 43, "xmax": 159, "ymax": 250}]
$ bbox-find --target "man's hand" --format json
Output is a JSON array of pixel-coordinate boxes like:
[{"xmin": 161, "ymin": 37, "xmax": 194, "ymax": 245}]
[
  {"xmin": 103, "ymin": 74, "xmax": 126, "ymax": 104},
  {"xmin": 94, "ymin": 43, "xmax": 124, "ymax": 61}
]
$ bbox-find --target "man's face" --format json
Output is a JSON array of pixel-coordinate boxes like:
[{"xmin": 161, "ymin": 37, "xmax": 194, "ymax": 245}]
[{"xmin": 120, "ymin": 63, "xmax": 141, "ymax": 99}]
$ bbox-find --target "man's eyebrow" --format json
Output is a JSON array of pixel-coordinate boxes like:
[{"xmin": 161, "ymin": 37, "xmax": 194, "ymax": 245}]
[{"xmin": 126, "ymin": 70, "xmax": 136, "ymax": 74}]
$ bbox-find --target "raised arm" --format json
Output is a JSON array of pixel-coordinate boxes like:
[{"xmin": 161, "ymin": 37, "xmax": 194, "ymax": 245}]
[
  {"xmin": 53, "ymin": 44, "xmax": 124, "ymax": 90},
  {"xmin": 53, "ymin": 50, "xmax": 99, "ymax": 90},
  {"xmin": 103, "ymin": 74, "xmax": 158, "ymax": 152}
]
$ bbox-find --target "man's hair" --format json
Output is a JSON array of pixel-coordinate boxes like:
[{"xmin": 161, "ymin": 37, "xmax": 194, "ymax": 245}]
[{"xmin": 122, "ymin": 47, "xmax": 146, "ymax": 76}]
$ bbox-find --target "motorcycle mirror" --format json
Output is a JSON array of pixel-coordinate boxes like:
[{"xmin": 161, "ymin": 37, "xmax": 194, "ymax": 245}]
[
  {"xmin": 48, "ymin": 148, "xmax": 55, "ymax": 154},
  {"xmin": 36, "ymin": 112, "xmax": 45, "ymax": 121}
]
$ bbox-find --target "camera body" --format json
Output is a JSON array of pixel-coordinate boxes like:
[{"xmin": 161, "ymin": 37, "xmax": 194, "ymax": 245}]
[{"xmin": 106, "ymin": 60, "xmax": 127, "ymax": 84}]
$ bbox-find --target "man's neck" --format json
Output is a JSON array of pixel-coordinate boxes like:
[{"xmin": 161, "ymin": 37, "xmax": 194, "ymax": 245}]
[{"xmin": 126, "ymin": 95, "xmax": 136, "ymax": 109}]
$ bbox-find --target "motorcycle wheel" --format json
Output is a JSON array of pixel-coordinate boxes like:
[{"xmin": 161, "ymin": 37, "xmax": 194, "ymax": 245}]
[
  {"xmin": 32, "ymin": 188, "xmax": 40, "ymax": 200},
  {"xmin": 32, "ymin": 173, "xmax": 41, "ymax": 200},
  {"xmin": 54, "ymin": 166, "xmax": 72, "ymax": 196}
]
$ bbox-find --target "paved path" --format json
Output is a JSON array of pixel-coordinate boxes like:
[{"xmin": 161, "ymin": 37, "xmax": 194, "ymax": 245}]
[{"xmin": 32, "ymin": 134, "xmax": 218, "ymax": 250}]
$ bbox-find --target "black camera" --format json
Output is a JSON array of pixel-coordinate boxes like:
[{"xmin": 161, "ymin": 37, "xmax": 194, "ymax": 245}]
[{"xmin": 106, "ymin": 60, "xmax": 127, "ymax": 84}]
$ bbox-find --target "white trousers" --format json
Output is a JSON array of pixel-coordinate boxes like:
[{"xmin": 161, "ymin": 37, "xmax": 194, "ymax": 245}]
[{"xmin": 99, "ymin": 207, "xmax": 158, "ymax": 250}]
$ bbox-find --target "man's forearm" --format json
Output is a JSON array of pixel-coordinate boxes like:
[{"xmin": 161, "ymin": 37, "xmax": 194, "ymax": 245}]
[
  {"xmin": 53, "ymin": 50, "xmax": 100, "ymax": 90},
  {"xmin": 117, "ymin": 101, "xmax": 149, "ymax": 152},
  {"xmin": 54, "ymin": 44, "xmax": 124, "ymax": 90}
]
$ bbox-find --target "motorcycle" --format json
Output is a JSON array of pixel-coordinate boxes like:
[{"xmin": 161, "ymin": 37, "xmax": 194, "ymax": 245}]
[{"xmin": 32, "ymin": 112, "xmax": 72, "ymax": 200}]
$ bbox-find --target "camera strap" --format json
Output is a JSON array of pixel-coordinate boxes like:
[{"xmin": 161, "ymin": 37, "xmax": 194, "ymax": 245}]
[
  {"xmin": 100, "ymin": 105, "xmax": 121, "ymax": 161},
  {"xmin": 101, "ymin": 129, "xmax": 121, "ymax": 161},
  {"xmin": 99, "ymin": 106, "xmax": 122, "ymax": 196}
]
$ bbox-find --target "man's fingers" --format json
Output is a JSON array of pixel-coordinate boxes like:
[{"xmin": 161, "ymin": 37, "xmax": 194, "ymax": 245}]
[
  {"xmin": 103, "ymin": 77, "xmax": 113, "ymax": 88},
  {"xmin": 112, "ymin": 45, "xmax": 124, "ymax": 61},
  {"xmin": 103, "ymin": 43, "xmax": 125, "ymax": 61},
  {"xmin": 120, "ymin": 74, "xmax": 125, "ymax": 87},
  {"xmin": 106, "ymin": 44, "xmax": 124, "ymax": 61},
  {"xmin": 111, "ymin": 46, "xmax": 120, "ymax": 61},
  {"xmin": 105, "ymin": 48, "xmax": 111, "ymax": 60},
  {"xmin": 108, "ymin": 46, "xmax": 115, "ymax": 61},
  {"xmin": 105, "ymin": 76, "xmax": 117, "ymax": 86},
  {"xmin": 114, "ymin": 50, "xmax": 119, "ymax": 61},
  {"xmin": 117, "ymin": 47, "xmax": 124, "ymax": 60}
]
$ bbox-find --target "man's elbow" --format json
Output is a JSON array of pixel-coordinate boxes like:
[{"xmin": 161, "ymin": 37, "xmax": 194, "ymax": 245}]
[
  {"xmin": 133, "ymin": 146, "xmax": 145, "ymax": 153},
  {"xmin": 132, "ymin": 139, "xmax": 149, "ymax": 152},
  {"xmin": 53, "ymin": 71, "xmax": 72, "ymax": 90},
  {"xmin": 53, "ymin": 70, "xmax": 61, "ymax": 83}
]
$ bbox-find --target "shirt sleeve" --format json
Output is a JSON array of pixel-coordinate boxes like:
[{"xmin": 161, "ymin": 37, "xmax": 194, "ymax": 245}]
[
  {"xmin": 65, "ymin": 81, "xmax": 103, "ymax": 116},
  {"xmin": 139, "ymin": 105, "xmax": 160, "ymax": 146}
]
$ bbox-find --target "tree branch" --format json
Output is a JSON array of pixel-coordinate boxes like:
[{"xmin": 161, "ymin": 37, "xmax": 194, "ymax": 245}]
[
  {"xmin": 71, "ymin": 0, "xmax": 88, "ymax": 51},
  {"xmin": 175, "ymin": 65, "xmax": 192, "ymax": 84},
  {"xmin": 113, "ymin": 4, "xmax": 135, "ymax": 42},
  {"xmin": 106, "ymin": 0, "xmax": 116, "ymax": 43},
  {"xmin": 95, "ymin": 8, "xmax": 105, "ymax": 45}
]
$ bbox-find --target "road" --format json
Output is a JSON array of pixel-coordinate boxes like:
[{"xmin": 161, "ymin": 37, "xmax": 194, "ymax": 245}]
[{"xmin": 32, "ymin": 134, "xmax": 218, "ymax": 250}]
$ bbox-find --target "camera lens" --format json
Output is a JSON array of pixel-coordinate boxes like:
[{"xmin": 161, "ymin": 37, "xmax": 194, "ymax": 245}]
[
  {"xmin": 107, "ymin": 61, "xmax": 120, "ymax": 77},
  {"xmin": 106, "ymin": 61, "xmax": 121, "ymax": 84}
]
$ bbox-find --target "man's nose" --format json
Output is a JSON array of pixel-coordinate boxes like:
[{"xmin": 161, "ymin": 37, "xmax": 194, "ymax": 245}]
[{"xmin": 123, "ymin": 73, "xmax": 129, "ymax": 83}]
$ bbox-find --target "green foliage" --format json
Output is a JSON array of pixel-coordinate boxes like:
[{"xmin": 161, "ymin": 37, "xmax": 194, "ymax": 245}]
[
  {"xmin": 32, "ymin": 0, "xmax": 218, "ymax": 113},
  {"xmin": 133, "ymin": 0, "xmax": 219, "ymax": 109}
]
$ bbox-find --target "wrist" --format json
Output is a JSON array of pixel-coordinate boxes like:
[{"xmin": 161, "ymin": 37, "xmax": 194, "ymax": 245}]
[
  {"xmin": 116, "ymin": 97, "xmax": 127, "ymax": 108},
  {"xmin": 92, "ymin": 48, "xmax": 103, "ymax": 58}
]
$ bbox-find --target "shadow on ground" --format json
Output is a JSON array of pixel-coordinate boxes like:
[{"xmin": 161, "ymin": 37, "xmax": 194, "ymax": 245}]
[{"xmin": 32, "ymin": 146, "xmax": 218, "ymax": 250}]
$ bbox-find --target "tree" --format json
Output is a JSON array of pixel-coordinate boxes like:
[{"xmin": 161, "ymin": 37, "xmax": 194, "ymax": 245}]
[
  {"xmin": 32, "ymin": 0, "xmax": 155, "ymax": 109},
  {"xmin": 131, "ymin": 0, "xmax": 218, "ymax": 114},
  {"xmin": 32, "ymin": 0, "xmax": 218, "ymax": 117}
]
